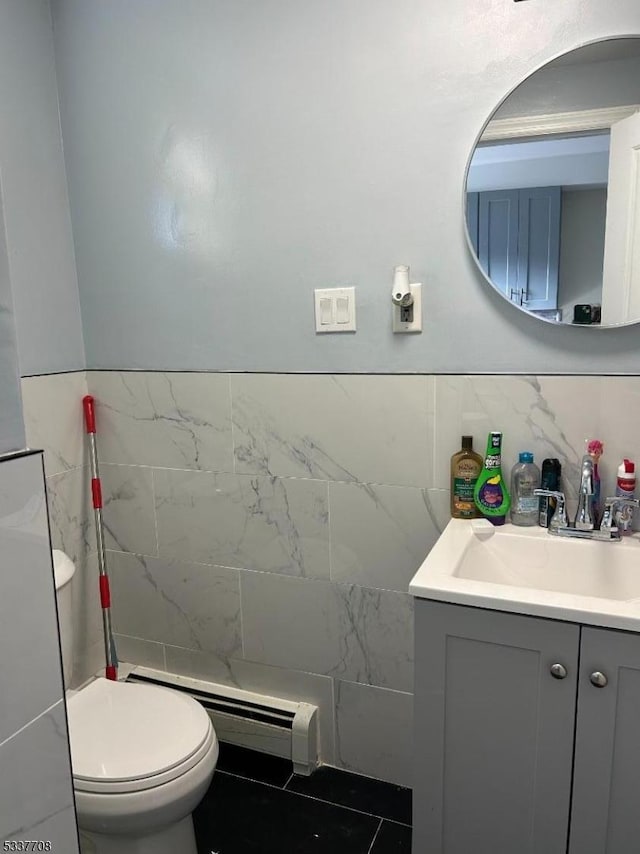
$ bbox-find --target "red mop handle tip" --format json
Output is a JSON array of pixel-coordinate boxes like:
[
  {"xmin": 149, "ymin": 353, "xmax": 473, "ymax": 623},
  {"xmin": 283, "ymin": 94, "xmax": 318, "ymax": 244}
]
[
  {"xmin": 105, "ymin": 665, "xmax": 117, "ymax": 681},
  {"xmin": 83, "ymin": 395, "xmax": 96, "ymax": 433}
]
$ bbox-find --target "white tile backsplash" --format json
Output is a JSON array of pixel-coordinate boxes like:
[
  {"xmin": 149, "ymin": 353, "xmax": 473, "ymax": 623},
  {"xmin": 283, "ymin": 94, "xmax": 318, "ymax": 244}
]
[
  {"xmin": 21, "ymin": 372, "xmax": 89, "ymax": 476},
  {"xmin": 241, "ymin": 571, "xmax": 414, "ymax": 692},
  {"xmin": 335, "ymin": 680, "xmax": 413, "ymax": 787},
  {"xmin": 329, "ymin": 481, "xmax": 441, "ymax": 591},
  {"xmin": 46, "ymin": 466, "xmax": 94, "ymax": 563},
  {"xmin": 109, "ymin": 550, "xmax": 242, "ymax": 660},
  {"xmin": 101, "ymin": 463, "xmax": 157, "ymax": 555},
  {"xmin": 86, "ymin": 370, "xmax": 234, "ymax": 471},
  {"xmin": 231, "ymin": 373, "xmax": 433, "ymax": 487},
  {"xmin": 154, "ymin": 468, "xmax": 330, "ymax": 578}
]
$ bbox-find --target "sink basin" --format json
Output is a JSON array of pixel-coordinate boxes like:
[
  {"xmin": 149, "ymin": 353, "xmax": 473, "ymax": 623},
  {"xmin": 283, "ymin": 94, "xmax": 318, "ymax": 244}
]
[{"xmin": 409, "ymin": 518, "xmax": 640, "ymax": 630}]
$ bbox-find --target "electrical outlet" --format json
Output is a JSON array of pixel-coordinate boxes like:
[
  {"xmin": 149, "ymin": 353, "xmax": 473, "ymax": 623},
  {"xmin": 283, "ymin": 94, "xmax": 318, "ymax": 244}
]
[{"xmin": 392, "ymin": 283, "xmax": 422, "ymax": 333}]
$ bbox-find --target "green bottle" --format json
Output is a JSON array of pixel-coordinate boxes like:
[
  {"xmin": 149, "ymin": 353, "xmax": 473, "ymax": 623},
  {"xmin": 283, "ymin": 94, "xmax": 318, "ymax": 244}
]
[{"xmin": 473, "ymin": 431, "xmax": 511, "ymax": 526}]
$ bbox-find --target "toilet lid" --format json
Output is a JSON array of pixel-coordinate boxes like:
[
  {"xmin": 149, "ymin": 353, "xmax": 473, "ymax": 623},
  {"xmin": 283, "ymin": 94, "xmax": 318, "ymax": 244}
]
[{"xmin": 67, "ymin": 678, "xmax": 213, "ymax": 792}]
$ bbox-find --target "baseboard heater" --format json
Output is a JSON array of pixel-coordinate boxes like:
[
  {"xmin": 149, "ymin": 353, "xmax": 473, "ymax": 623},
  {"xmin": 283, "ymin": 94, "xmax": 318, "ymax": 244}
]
[{"xmin": 124, "ymin": 664, "xmax": 319, "ymax": 776}]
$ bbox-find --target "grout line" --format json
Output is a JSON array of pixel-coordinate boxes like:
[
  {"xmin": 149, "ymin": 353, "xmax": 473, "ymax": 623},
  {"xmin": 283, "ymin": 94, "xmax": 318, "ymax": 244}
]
[
  {"xmin": 367, "ymin": 818, "xmax": 384, "ymax": 854},
  {"xmin": 238, "ymin": 570, "xmax": 246, "ymax": 660},
  {"xmin": 382, "ymin": 817, "xmax": 412, "ymax": 829},
  {"xmin": 228, "ymin": 373, "xmax": 237, "ymax": 476},
  {"xmin": 431, "ymin": 376, "xmax": 437, "ymax": 489},
  {"xmin": 327, "ymin": 480, "xmax": 332, "ymax": 582},
  {"xmin": 0, "ymin": 699, "xmax": 63, "ymax": 751},
  {"xmin": 217, "ymin": 769, "xmax": 406, "ymax": 824},
  {"xmin": 330, "ymin": 676, "xmax": 338, "ymax": 767},
  {"xmin": 150, "ymin": 468, "xmax": 160, "ymax": 557},
  {"xmin": 75, "ymin": 369, "xmax": 637, "ymax": 378},
  {"xmin": 215, "ymin": 768, "xmax": 411, "ymax": 827}
]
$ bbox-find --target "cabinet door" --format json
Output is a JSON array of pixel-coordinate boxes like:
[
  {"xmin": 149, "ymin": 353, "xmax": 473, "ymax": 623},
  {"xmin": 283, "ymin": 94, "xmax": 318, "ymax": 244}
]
[
  {"xmin": 517, "ymin": 186, "xmax": 561, "ymax": 311},
  {"xmin": 413, "ymin": 600, "xmax": 579, "ymax": 854},
  {"xmin": 569, "ymin": 627, "xmax": 640, "ymax": 854},
  {"xmin": 478, "ymin": 189, "xmax": 519, "ymax": 299}
]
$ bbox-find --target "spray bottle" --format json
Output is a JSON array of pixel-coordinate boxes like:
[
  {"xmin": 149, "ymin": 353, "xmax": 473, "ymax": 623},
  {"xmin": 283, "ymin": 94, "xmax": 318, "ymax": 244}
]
[{"xmin": 616, "ymin": 459, "xmax": 636, "ymax": 535}]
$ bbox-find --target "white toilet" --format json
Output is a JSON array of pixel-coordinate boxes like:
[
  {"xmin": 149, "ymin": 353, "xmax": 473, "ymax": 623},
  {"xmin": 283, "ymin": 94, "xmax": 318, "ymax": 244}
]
[{"xmin": 53, "ymin": 550, "xmax": 218, "ymax": 854}]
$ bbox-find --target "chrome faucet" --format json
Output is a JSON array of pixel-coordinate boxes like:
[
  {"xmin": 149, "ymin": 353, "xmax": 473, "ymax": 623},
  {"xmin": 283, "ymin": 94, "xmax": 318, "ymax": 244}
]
[
  {"xmin": 574, "ymin": 454, "xmax": 596, "ymax": 531},
  {"xmin": 534, "ymin": 453, "xmax": 640, "ymax": 542},
  {"xmin": 534, "ymin": 487, "xmax": 639, "ymax": 542}
]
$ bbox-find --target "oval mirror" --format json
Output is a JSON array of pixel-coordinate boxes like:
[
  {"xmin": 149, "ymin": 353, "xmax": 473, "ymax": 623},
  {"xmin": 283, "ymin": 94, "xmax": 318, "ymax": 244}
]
[{"xmin": 465, "ymin": 37, "xmax": 640, "ymax": 327}]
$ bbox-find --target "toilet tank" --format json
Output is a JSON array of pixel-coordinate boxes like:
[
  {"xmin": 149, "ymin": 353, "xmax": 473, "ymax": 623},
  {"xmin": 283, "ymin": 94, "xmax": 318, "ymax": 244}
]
[{"xmin": 52, "ymin": 550, "xmax": 75, "ymax": 687}]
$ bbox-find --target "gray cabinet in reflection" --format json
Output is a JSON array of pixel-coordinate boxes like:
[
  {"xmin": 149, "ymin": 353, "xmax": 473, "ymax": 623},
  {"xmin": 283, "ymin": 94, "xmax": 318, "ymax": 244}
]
[
  {"xmin": 413, "ymin": 600, "xmax": 579, "ymax": 854},
  {"xmin": 468, "ymin": 186, "xmax": 561, "ymax": 311},
  {"xmin": 414, "ymin": 601, "xmax": 640, "ymax": 854}
]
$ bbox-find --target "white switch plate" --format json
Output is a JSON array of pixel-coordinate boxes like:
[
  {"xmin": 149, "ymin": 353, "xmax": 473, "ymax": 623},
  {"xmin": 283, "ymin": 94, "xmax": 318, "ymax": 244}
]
[
  {"xmin": 392, "ymin": 283, "xmax": 422, "ymax": 333},
  {"xmin": 314, "ymin": 287, "xmax": 356, "ymax": 333}
]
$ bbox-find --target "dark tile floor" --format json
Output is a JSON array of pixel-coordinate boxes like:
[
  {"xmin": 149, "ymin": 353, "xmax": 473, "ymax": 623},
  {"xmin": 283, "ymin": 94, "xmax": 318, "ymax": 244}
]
[{"xmin": 194, "ymin": 742, "xmax": 412, "ymax": 854}]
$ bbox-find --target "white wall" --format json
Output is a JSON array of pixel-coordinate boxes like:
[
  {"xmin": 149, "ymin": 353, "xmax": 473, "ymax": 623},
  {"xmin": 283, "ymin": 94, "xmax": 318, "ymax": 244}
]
[
  {"xmin": 0, "ymin": 0, "xmax": 84, "ymax": 376},
  {"xmin": 494, "ymin": 55, "xmax": 640, "ymax": 119},
  {"xmin": 51, "ymin": 0, "xmax": 640, "ymax": 374}
]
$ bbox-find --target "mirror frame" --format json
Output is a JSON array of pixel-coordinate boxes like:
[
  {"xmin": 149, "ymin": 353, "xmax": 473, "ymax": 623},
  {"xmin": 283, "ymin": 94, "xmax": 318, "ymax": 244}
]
[{"xmin": 462, "ymin": 34, "xmax": 640, "ymax": 330}]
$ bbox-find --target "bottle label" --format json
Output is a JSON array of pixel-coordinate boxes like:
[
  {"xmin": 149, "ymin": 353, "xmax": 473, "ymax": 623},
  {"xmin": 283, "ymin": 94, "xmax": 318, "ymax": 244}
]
[
  {"xmin": 477, "ymin": 480, "xmax": 505, "ymax": 512},
  {"xmin": 517, "ymin": 496, "xmax": 539, "ymax": 514},
  {"xmin": 453, "ymin": 477, "xmax": 478, "ymax": 518},
  {"xmin": 616, "ymin": 481, "xmax": 635, "ymax": 496}
]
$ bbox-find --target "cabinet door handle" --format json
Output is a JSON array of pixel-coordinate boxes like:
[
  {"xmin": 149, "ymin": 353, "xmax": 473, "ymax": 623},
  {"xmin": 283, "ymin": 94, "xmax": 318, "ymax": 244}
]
[
  {"xmin": 590, "ymin": 671, "xmax": 608, "ymax": 688},
  {"xmin": 550, "ymin": 663, "xmax": 567, "ymax": 679}
]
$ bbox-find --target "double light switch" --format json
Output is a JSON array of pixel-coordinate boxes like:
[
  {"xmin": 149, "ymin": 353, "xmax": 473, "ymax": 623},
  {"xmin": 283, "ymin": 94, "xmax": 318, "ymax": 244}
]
[{"xmin": 314, "ymin": 287, "xmax": 356, "ymax": 333}]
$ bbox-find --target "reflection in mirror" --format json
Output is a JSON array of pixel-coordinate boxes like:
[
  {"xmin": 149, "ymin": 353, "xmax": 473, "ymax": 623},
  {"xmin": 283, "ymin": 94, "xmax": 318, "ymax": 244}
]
[{"xmin": 465, "ymin": 38, "xmax": 640, "ymax": 328}]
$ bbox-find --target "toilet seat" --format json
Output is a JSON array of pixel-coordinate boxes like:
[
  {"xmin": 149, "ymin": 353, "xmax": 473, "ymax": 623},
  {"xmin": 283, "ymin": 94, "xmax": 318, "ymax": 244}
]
[{"xmin": 67, "ymin": 678, "xmax": 214, "ymax": 795}]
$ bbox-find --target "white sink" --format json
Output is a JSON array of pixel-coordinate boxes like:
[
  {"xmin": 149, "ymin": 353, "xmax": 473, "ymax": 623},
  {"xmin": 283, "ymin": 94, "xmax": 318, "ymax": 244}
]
[{"xmin": 409, "ymin": 518, "xmax": 640, "ymax": 630}]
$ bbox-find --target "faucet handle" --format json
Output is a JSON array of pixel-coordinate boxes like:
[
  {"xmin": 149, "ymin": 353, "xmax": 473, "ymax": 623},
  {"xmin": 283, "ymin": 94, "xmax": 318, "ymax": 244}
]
[
  {"xmin": 534, "ymin": 489, "xmax": 568, "ymax": 531},
  {"xmin": 601, "ymin": 496, "xmax": 640, "ymax": 532}
]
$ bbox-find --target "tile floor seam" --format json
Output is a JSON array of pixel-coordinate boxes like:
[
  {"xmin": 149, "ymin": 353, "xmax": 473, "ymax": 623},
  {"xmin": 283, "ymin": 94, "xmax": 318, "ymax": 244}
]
[
  {"xmin": 220, "ymin": 769, "xmax": 404, "ymax": 823},
  {"xmin": 283, "ymin": 772, "xmax": 295, "ymax": 789},
  {"xmin": 366, "ymin": 818, "xmax": 384, "ymax": 854},
  {"xmin": 378, "ymin": 817, "xmax": 412, "ymax": 829},
  {"xmin": 216, "ymin": 769, "xmax": 295, "ymax": 791}
]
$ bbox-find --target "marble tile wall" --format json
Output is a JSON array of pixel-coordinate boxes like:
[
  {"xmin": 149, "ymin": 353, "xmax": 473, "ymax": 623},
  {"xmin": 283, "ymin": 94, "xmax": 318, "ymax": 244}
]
[
  {"xmin": 21, "ymin": 372, "xmax": 102, "ymax": 684},
  {"xmin": 24, "ymin": 370, "xmax": 640, "ymax": 787},
  {"xmin": 0, "ymin": 451, "xmax": 78, "ymax": 851}
]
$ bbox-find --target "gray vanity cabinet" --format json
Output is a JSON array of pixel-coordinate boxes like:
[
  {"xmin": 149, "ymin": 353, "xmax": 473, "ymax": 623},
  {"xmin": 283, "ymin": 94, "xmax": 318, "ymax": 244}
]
[
  {"xmin": 569, "ymin": 626, "xmax": 640, "ymax": 854},
  {"xmin": 414, "ymin": 600, "xmax": 579, "ymax": 854},
  {"xmin": 414, "ymin": 601, "xmax": 640, "ymax": 854}
]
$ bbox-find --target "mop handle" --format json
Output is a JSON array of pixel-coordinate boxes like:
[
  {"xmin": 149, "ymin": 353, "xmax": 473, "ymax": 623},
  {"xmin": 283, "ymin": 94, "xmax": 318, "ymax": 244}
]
[
  {"xmin": 82, "ymin": 395, "xmax": 118, "ymax": 681},
  {"xmin": 82, "ymin": 395, "xmax": 96, "ymax": 433}
]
